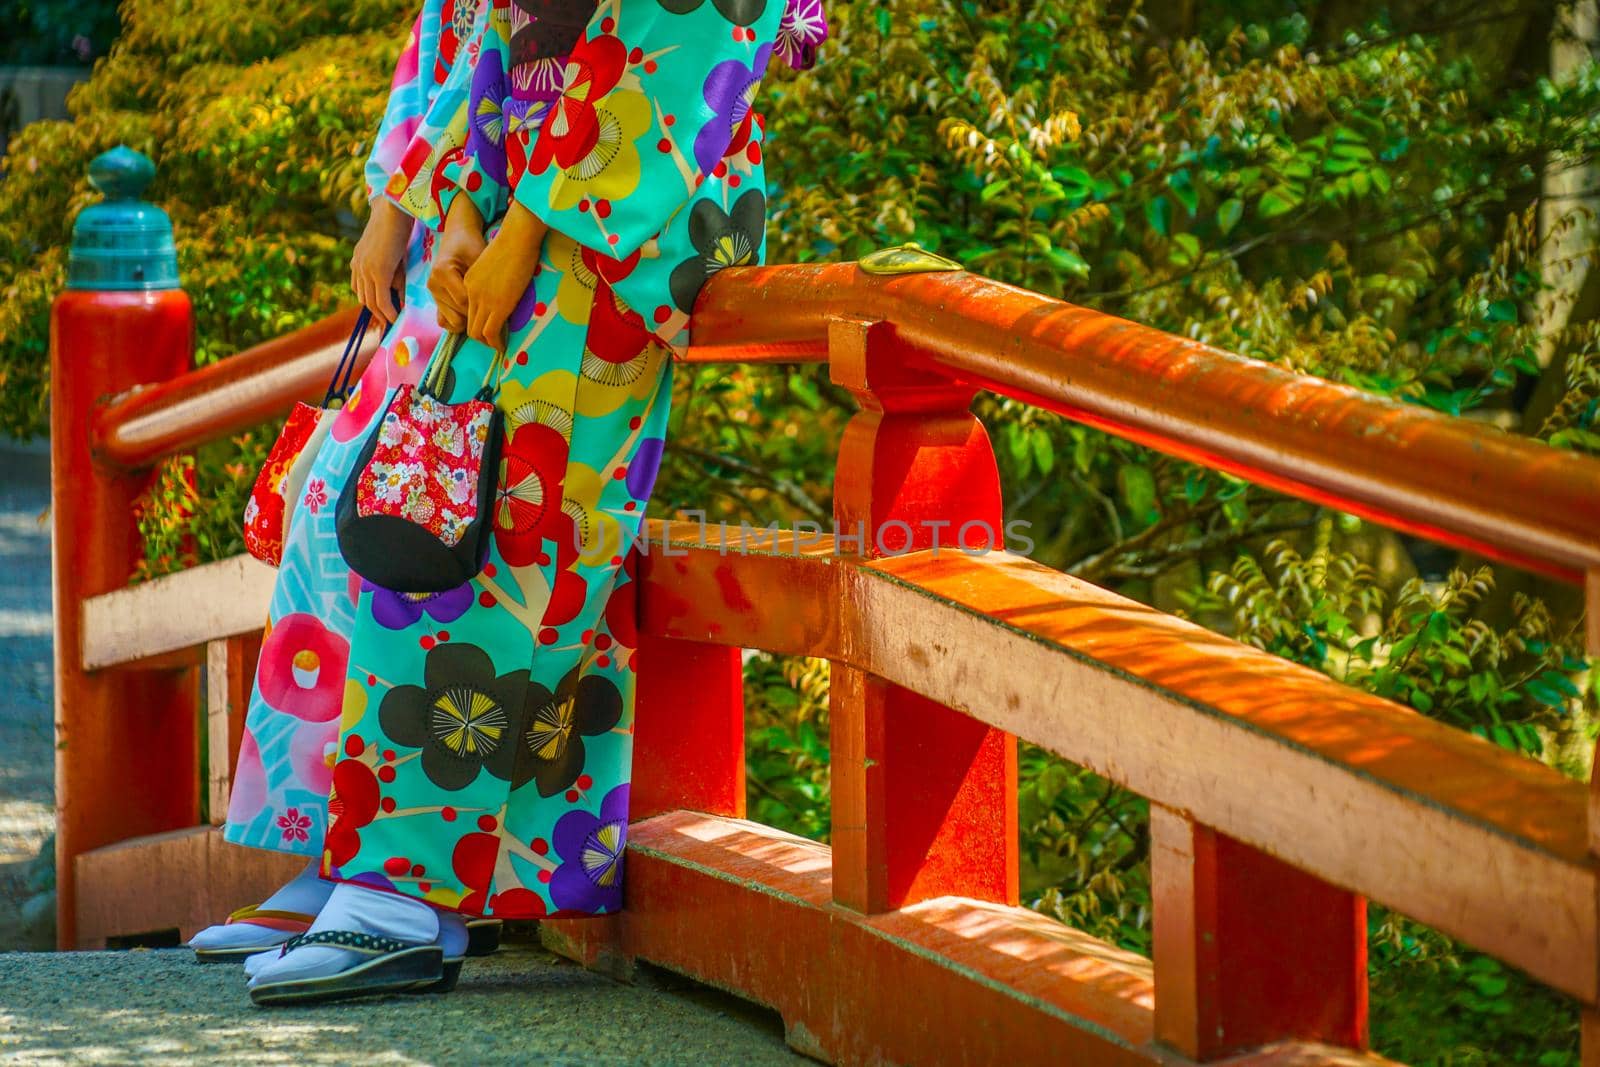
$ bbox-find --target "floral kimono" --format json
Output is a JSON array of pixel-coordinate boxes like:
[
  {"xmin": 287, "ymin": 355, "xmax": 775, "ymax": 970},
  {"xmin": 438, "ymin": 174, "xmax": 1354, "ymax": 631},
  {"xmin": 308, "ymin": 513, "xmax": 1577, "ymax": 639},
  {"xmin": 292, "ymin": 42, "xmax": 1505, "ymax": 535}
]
[
  {"xmin": 320, "ymin": 0, "xmax": 827, "ymax": 919},
  {"xmin": 223, "ymin": 0, "xmax": 485, "ymax": 855}
]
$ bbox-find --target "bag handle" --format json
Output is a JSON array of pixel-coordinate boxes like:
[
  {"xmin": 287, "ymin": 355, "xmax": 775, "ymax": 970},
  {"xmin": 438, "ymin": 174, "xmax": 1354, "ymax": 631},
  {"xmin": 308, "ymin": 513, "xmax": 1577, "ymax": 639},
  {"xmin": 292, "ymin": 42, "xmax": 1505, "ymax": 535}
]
[
  {"xmin": 420, "ymin": 331, "xmax": 507, "ymax": 402},
  {"xmin": 323, "ymin": 306, "xmax": 375, "ymax": 408}
]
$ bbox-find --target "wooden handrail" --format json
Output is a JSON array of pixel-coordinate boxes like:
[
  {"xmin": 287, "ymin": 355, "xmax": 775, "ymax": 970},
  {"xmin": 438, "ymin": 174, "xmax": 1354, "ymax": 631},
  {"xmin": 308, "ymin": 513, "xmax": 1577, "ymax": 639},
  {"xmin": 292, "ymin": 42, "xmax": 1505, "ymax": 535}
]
[
  {"xmin": 92, "ymin": 265, "xmax": 1600, "ymax": 582},
  {"xmin": 637, "ymin": 522, "xmax": 1594, "ymax": 1002},
  {"xmin": 92, "ymin": 307, "xmax": 375, "ymax": 470},
  {"xmin": 687, "ymin": 263, "xmax": 1600, "ymax": 582}
]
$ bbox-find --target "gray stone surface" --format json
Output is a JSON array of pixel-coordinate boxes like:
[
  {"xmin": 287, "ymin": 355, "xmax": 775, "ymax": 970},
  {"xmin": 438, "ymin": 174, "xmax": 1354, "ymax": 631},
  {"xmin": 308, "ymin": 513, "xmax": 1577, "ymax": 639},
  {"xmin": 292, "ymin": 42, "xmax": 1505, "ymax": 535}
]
[
  {"xmin": 0, "ymin": 944, "xmax": 810, "ymax": 1065},
  {"xmin": 0, "ymin": 439, "xmax": 56, "ymax": 950}
]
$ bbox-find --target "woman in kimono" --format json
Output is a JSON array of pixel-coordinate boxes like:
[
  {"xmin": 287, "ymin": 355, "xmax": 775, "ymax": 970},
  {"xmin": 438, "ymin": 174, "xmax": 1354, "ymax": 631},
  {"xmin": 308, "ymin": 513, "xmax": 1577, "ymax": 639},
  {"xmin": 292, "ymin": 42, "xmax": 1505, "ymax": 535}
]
[
  {"xmin": 244, "ymin": 0, "xmax": 827, "ymax": 1004},
  {"xmin": 186, "ymin": 0, "xmax": 483, "ymax": 963}
]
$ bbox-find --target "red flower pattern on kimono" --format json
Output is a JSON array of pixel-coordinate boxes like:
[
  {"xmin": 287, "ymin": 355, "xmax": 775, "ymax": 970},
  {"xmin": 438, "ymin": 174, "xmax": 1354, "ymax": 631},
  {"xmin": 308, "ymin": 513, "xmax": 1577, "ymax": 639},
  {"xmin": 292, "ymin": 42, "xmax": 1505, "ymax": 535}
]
[
  {"xmin": 528, "ymin": 33, "xmax": 628, "ymax": 173},
  {"xmin": 325, "ymin": 756, "xmax": 382, "ymax": 868},
  {"xmin": 435, "ymin": 0, "xmax": 479, "ymax": 81},
  {"xmin": 493, "ymin": 420, "xmax": 569, "ymax": 567}
]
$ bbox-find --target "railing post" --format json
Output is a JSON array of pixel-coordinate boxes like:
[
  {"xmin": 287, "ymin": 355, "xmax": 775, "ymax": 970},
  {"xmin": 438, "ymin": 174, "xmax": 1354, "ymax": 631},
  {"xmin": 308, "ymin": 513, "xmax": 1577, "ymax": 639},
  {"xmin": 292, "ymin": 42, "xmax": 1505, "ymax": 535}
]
[
  {"xmin": 827, "ymin": 316, "xmax": 1018, "ymax": 913},
  {"xmin": 50, "ymin": 148, "xmax": 200, "ymax": 947},
  {"xmin": 1151, "ymin": 806, "xmax": 1368, "ymax": 1058}
]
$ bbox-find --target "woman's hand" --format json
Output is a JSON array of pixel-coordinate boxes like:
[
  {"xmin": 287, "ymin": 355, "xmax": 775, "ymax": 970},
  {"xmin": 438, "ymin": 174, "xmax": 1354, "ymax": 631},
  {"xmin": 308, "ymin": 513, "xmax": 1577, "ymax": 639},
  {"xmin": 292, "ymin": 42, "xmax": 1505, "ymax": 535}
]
[
  {"xmin": 429, "ymin": 196, "xmax": 489, "ymax": 334},
  {"xmin": 463, "ymin": 202, "xmax": 549, "ymax": 350},
  {"xmin": 350, "ymin": 198, "xmax": 414, "ymax": 326}
]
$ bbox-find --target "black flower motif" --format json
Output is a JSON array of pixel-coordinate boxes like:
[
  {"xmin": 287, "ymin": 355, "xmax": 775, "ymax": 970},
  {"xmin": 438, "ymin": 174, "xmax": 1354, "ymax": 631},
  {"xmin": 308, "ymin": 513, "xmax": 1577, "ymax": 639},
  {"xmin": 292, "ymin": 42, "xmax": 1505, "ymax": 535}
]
[
  {"xmin": 380, "ymin": 643, "xmax": 530, "ymax": 791},
  {"xmin": 515, "ymin": 667, "xmax": 624, "ymax": 797},
  {"xmin": 510, "ymin": 0, "xmax": 594, "ymax": 77},
  {"xmin": 669, "ymin": 189, "xmax": 766, "ymax": 313},
  {"xmin": 656, "ymin": 0, "xmax": 768, "ymax": 28}
]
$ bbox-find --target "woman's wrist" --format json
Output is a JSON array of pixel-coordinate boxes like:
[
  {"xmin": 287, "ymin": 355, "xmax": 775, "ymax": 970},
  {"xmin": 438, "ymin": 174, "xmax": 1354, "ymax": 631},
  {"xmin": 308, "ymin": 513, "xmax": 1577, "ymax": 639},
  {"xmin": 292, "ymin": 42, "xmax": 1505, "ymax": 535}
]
[
  {"xmin": 496, "ymin": 201, "xmax": 549, "ymax": 254},
  {"xmin": 369, "ymin": 195, "xmax": 409, "ymax": 229},
  {"xmin": 445, "ymin": 193, "xmax": 486, "ymax": 239}
]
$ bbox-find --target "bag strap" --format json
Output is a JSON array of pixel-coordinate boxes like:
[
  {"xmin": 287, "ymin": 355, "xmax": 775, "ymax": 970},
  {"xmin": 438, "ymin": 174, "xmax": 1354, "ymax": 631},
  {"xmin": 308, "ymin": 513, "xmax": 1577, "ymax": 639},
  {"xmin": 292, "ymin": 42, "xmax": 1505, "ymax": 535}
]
[
  {"xmin": 323, "ymin": 307, "xmax": 375, "ymax": 408},
  {"xmin": 420, "ymin": 331, "xmax": 507, "ymax": 402}
]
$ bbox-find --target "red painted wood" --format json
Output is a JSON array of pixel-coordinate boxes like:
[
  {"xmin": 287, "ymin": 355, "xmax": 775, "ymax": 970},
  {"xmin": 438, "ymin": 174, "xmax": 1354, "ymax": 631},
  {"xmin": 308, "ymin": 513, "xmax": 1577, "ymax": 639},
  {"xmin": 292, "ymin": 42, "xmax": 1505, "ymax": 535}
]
[
  {"xmin": 1153, "ymin": 809, "xmax": 1368, "ymax": 1059},
  {"xmin": 540, "ymin": 813, "xmax": 1168, "ymax": 1067},
  {"xmin": 631, "ymin": 627, "xmax": 745, "ymax": 822},
  {"xmin": 629, "ymin": 537, "xmax": 747, "ymax": 822},
  {"xmin": 828, "ymin": 318, "xmax": 1018, "ymax": 913},
  {"xmin": 51, "ymin": 288, "xmax": 200, "ymax": 949}
]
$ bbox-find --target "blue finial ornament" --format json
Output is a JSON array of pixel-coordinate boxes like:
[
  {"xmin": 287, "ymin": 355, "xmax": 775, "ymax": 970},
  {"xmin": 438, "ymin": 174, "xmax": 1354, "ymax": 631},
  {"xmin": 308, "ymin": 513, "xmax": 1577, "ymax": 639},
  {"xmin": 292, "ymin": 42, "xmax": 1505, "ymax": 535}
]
[{"xmin": 67, "ymin": 147, "xmax": 180, "ymax": 291}]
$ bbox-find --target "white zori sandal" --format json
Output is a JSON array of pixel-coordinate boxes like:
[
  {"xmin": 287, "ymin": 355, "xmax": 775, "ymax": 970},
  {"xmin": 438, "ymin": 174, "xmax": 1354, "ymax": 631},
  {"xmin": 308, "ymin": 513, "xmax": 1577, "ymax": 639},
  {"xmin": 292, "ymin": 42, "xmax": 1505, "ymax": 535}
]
[
  {"xmin": 248, "ymin": 930, "xmax": 445, "ymax": 1006},
  {"xmin": 190, "ymin": 906, "xmax": 315, "ymax": 964}
]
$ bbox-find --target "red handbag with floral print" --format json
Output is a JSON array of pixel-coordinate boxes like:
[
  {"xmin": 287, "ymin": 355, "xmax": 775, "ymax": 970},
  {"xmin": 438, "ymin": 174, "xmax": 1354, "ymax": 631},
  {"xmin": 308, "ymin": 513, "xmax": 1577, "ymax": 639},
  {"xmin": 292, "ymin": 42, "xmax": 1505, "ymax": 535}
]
[
  {"xmin": 335, "ymin": 332, "xmax": 504, "ymax": 593},
  {"xmin": 243, "ymin": 309, "xmax": 372, "ymax": 566}
]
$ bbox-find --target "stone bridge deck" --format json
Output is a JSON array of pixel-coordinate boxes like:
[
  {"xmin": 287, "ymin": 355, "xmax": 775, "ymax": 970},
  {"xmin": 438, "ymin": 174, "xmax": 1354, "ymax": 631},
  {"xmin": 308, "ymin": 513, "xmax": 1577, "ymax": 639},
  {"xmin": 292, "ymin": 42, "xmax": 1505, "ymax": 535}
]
[{"xmin": 0, "ymin": 942, "xmax": 808, "ymax": 1065}]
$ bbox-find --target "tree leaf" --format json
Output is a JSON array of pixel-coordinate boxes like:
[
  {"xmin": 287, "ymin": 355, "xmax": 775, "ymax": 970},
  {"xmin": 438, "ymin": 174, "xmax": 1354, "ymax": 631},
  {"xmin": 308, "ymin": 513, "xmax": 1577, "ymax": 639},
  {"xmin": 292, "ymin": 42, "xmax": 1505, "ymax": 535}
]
[
  {"xmin": 1047, "ymin": 246, "xmax": 1090, "ymax": 278},
  {"xmin": 1145, "ymin": 195, "xmax": 1172, "ymax": 237},
  {"xmin": 1031, "ymin": 430, "xmax": 1056, "ymax": 475},
  {"xmin": 1166, "ymin": 169, "xmax": 1199, "ymax": 216},
  {"xmin": 1170, "ymin": 232, "xmax": 1201, "ymax": 266},
  {"xmin": 1258, "ymin": 185, "xmax": 1300, "ymax": 219},
  {"xmin": 1118, "ymin": 463, "xmax": 1157, "ymax": 522},
  {"xmin": 1216, "ymin": 197, "xmax": 1244, "ymax": 236}
]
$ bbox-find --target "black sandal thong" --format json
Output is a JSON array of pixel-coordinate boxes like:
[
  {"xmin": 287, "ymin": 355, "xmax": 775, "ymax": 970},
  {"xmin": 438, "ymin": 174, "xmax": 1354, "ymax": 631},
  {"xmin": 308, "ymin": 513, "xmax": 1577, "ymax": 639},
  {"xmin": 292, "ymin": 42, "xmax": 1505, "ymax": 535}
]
[{"xmin": 248, "ymin": 930, "xmax": 444, "ymax": 1007}]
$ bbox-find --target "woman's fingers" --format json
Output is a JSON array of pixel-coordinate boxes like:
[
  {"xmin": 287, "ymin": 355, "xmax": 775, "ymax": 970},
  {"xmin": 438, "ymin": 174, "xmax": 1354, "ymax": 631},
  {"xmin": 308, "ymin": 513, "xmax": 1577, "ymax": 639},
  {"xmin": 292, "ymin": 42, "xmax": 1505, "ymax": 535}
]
[
  {"xmin": 438, "ymin": 303, "xmax": 467, "ymax": 333},
  {"xmin": 467, "ymin": 297, "xmax": 498, "ymax": 349},
  {"xmin": 431, "ymin": 265, "xmax": 467, "ymax": 316},
  {"xmin": 388, "ymin": 264, "xmax": 407, "ymax": 319},
  {"xmin": 480, "ymin": 305, "xmax": 508, "ymax": 352},
  {"xmin": 433, "ymin": 261, "xmax": 470, "ymax": 333},
  {"xmin": 356, "ymin": 272, "xmax": 378, "ymax": 322}
]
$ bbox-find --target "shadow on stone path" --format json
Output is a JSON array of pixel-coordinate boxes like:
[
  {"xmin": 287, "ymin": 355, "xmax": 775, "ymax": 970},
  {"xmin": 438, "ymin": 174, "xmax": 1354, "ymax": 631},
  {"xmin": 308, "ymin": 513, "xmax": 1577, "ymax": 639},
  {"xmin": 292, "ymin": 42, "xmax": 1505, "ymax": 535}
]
[
  {"xmin": 0, "ymin": 943, "xmax": 811, "ymax": 1065},
  {"xmin": 0, "ymin": 439, "xmax": 56, "ymax": 950}
]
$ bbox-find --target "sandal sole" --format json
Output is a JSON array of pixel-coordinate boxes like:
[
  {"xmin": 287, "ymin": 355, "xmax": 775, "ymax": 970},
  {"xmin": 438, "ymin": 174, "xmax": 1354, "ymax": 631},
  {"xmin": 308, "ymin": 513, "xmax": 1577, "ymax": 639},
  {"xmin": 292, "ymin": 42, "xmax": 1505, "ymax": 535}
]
[
  {"xmin": 250, "ymin": 946, "xmax": 444, "ymax": 1007},
  {"xmin": 409, "ymin": 958, "xmax": 464, "ymax": 995},
  {"xmin": 194, "ymin": 943, "xmax": 292, "ymax": 965},
  {"xmin": 465, "ymin": 919, "xmax": 501, "ymax": 958}
]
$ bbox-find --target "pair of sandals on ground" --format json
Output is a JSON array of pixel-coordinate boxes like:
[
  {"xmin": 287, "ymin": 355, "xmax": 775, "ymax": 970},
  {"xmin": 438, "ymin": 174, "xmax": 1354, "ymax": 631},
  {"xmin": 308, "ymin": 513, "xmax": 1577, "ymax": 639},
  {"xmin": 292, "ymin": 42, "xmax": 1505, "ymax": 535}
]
[{"xmin": 186, "ymin": 863, "xmax": 501, "ymax": 1006}]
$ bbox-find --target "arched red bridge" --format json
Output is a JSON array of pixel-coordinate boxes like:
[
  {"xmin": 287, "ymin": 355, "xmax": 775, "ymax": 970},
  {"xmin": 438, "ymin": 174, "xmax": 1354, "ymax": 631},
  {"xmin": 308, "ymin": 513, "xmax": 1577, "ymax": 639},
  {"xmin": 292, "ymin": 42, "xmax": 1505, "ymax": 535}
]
[{"xmin": 49, "ymin": 259, "xmax": 1600, "ymax": 1066}]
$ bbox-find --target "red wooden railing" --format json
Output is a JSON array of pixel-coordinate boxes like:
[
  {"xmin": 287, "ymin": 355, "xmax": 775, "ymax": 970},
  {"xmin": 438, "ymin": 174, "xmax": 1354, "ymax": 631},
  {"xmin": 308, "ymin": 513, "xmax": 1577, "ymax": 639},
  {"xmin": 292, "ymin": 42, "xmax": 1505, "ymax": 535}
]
[{"xmin": 53, "ymin": 260, "xmax": 1600, "ymax": 1066}]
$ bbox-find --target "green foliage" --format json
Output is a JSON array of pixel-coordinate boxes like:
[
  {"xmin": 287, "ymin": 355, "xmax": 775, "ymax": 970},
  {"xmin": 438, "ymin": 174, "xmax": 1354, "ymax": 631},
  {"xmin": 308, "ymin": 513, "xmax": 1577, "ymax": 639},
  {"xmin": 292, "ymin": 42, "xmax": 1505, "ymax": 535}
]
[
  {"xmin": 0, "ymin": 0, "xmax": 409, "ymax": 437},
  {"xmin": 132, "ymin": 430, "xmax": 272, "ymax": 581},
  {"xmin": 743, "ymin": 654, "xmax": 831, "ymax": 842},
  {"xmin": 1371, "ymin": 908, "xmax": 1580, "ymax": 1066},
  {"xmin": 1019, "ymin": 745, "xmax": 1149, "ymax": 954},
  {"xmin": 1192, "ymin": 524, "xmax": 1587, "ymax": 757}
]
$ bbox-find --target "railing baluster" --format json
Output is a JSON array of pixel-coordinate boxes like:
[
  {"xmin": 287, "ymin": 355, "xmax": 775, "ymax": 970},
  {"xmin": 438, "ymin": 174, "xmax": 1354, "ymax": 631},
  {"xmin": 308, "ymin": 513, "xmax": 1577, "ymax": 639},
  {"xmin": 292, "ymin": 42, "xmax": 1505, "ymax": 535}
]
[
  {"xmin": 204, "ymin": 636, "xmax": 258, "ymax": 826},
  {"xmin": 827, "ymin": 316, "xmax": 1019, "ymax": 912},
  {"xmin": 631, "ymin": 629, "xmax": 745, "ymax": 822},
  {"xmin": 1151, "ymin": 806, "xmax": 1368, "ymax": 1058}
]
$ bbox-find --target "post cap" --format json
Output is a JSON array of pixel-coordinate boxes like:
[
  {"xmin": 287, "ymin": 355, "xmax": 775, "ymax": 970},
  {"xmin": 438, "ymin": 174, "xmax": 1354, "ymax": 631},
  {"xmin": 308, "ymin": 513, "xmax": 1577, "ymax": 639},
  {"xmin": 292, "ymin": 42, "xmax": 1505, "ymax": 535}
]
[{"xmin": 67, "ymin": 147, "xmax": 180, "ymax": 291}]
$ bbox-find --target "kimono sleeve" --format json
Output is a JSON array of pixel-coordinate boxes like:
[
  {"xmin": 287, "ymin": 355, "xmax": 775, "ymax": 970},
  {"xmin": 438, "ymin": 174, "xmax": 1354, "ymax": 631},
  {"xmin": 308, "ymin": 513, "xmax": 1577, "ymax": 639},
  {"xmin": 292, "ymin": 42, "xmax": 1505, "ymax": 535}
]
[
  {"xmin": 379, "ymin": 0, "xmax": 498, "ymax": 229},
  {"xmin": 510, "ymin": 0, "xmax": 786, "ymax": 259},
  {"xmin": 432, "ymin": 1, "xmax": 515, "ymax": 231},
  {"xmin": 364, "ymin": 8, "xmax": 434, "ymax": 204}
]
